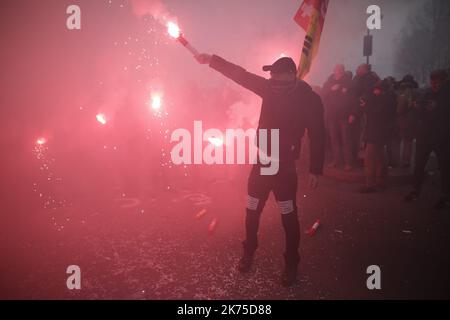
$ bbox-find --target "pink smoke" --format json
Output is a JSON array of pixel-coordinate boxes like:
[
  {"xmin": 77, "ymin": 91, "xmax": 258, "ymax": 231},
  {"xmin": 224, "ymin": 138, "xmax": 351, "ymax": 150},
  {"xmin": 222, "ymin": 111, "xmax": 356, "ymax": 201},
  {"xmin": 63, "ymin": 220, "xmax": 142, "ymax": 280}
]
[{"xmin": 130, "ymin": 0, "xmax": 177, "ymax": 25}]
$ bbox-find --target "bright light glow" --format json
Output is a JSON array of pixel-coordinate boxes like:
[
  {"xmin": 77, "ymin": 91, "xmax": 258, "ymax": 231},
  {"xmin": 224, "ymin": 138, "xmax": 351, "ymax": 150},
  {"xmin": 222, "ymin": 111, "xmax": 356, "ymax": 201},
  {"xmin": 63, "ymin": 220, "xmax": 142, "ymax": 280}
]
[
  {"xmin": 208, "ymin": 137, "xmax": 224, "ymax": 147},
  {"xmin": 151, "ymin": 94, "xmax": 162, "ymax": 110},
  {"xmin": 36, "ymin": 137, "xmax": 47, "ymax": 145},
  {"xmin": 96, "ymin": 113, "xmax": 107, "ymax": 125},
  {"xmin": 167, "ymin": 21, "xmax": 181, "ymax": 38}
]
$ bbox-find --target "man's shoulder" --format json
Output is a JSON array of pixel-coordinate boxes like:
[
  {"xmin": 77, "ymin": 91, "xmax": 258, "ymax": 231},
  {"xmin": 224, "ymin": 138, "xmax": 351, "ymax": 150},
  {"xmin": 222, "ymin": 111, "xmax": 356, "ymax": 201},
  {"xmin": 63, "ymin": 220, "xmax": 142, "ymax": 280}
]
[
  {"xmin": 294, "ymin": 80, "xmax": 313, "ymax": 95},
  {"xmin": 294, "ymin": 81, "xmax": 323, "ymax": 113},
  {"xmin": 302, "ymin": 81, "xmax": 322, "ymax": 101}
]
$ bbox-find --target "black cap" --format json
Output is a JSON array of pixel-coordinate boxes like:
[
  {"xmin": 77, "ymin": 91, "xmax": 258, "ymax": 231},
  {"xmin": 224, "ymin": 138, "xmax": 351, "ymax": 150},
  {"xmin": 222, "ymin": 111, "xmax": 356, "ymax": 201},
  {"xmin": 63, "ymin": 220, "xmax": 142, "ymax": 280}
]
[{"xmin": 263, "ymin": 57, "xmax": 297, "ymax": 74}]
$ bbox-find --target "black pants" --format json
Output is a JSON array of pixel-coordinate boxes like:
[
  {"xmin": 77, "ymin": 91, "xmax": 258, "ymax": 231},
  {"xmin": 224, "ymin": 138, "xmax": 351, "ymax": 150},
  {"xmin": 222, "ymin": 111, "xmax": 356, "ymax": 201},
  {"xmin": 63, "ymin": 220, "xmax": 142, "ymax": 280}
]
[
  {"xmin": 244, "ymin": 163, "xmax": 299, "ymax": 260},
  {"xmin": 413, "ymin": 138, "xmax": 450, "ymax": 196},
  {"xmin": 328, "ymin": 118, "xmax": 353, "ymax": 166}
]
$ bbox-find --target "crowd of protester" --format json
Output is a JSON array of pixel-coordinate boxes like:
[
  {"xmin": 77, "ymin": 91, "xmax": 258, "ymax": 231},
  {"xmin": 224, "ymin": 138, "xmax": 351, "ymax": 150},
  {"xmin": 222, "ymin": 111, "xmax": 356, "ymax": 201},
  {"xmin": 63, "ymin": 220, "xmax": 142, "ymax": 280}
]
[
  {"xmin": 318, "ymin": 64, "xmax": 450, "ymax": 209},
  {"xmin": 26, "ymin": 57, "xmax": 449, "ymax": 212}
]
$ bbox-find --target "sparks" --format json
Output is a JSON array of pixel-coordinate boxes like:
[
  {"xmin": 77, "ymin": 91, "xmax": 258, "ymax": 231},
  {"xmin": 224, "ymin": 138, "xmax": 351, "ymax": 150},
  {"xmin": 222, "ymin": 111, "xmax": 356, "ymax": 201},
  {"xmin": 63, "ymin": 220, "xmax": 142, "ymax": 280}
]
[
  {"xmin": 96, "ymin": 113, "xmax": 107, "ymax": 125},
  {"xmin": 167, "ymin": 21, "xmax": 180, "ymax": 39}
]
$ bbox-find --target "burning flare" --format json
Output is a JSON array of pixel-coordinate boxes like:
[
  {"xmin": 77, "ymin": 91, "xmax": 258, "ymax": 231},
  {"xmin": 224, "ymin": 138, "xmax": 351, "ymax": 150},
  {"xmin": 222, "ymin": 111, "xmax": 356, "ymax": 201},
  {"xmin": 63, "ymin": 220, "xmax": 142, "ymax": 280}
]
[
  {"xmin": 151, "ymin": 94, "xmax": 162, "ymax": 110},
  {"xmin": 167, "ymin": 21, "xmax": 199, "ymax": 57},
  {"xmin": 96, "ymin": 113, "xmax": 107, "ymax": 125},
  {"xmin": 167, "ymin": 21, "xmax": 180, "ymax": 39},
  {"xmin": 36, "ymin": 137, "xmax": 47, "ymax": 145}
]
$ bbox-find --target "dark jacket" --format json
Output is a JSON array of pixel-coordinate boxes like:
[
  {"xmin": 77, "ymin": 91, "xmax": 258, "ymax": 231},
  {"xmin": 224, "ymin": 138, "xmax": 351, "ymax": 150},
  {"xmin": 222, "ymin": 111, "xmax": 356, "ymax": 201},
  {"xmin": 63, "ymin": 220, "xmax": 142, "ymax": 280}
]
[
  {"xmin": 350, "ymin": 72, "xmax": 380, "ymax": 118},
  {"xmin": 416, "ymin": 82, "xmax": 450, "ymax": 143},
  {"xmin": 351, "ymin": 72, "xmax": 380, "ymax": 100},
  {"xmin": 362, "ymin": 91, "xmax": 397, "ymax": 145},
  {"xmin": 395, "ymin": 86, "xmax": 418, "ymax": 139},
  {"xmin": 209, "ymin": 55, "xmax": 325, "ymax": 175},
  {"xmin": 322, "ymin": 73, "xmax": 353, "ymax": 121}
]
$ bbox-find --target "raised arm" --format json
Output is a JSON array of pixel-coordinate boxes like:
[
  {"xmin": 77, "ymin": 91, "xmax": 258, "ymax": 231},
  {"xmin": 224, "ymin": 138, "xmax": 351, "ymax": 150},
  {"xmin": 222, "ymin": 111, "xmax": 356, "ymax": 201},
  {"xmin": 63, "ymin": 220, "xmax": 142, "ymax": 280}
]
[{"xmin": 196, "ymin": 53, "xmax": 269, "ymax": 97}]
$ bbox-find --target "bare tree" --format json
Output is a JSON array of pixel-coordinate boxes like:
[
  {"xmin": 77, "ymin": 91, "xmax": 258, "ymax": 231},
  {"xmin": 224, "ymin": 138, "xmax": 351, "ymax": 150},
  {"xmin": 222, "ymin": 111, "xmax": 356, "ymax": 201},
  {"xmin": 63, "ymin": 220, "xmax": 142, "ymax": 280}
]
[{"xmin": 395, "ymin": 0, "xmax": 450, "ymax": 84}]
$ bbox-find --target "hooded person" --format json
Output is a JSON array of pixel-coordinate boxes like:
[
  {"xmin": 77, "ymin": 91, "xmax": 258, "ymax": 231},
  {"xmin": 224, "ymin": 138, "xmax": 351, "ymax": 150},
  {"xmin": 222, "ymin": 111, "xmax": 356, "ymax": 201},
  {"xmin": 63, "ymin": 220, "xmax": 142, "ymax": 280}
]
[{"xmin": 195, "ymin": 53, "xmax": 325, "ymax": 287}]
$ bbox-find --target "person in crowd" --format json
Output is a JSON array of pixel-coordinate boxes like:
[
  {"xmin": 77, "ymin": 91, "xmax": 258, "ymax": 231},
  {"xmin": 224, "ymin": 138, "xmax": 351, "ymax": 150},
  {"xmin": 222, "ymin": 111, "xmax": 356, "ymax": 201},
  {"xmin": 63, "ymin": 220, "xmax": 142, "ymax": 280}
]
[
  {"xmin": 195, "ymin": 53, "xmax": 325, "ymax": 286},
  {"xmin": 349, "ymin": 64, "xmax": 380, "ymax": 167},
  {"xmin": 322, "ymin": 65, "xmax": 354, "ymax": 171},
  {"xmin": 358, "ymin": 80, "xmax": 397, "ymax": 193},
  {"xmin": 387, "ymin": 75, "xmax": 419, "ymax": 168},
  {"xmin": 385, "ymin": 76, "xmax": 397, "ymax": 91},
  {"xmin": 405, "ymin": 70, "xmax": 450, "ymax": 209}
]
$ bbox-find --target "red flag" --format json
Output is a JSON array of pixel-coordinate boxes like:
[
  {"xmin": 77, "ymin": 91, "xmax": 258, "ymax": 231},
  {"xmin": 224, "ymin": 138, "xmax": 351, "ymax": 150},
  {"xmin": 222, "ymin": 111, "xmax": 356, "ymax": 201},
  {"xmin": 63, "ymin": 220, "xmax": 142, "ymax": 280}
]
[
  {"xmin": 294, "ymin": 0, "xmax": 328, "ymax": 32},
  {"xmin": 294, "ymin": 0, "xmax": 329, "ymax": 79}
]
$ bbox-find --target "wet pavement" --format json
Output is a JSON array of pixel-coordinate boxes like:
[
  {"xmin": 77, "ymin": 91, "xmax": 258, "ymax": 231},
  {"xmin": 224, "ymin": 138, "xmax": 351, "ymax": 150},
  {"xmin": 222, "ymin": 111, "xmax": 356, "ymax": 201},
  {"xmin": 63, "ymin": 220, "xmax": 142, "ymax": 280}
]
[{"xmin": 1, "ymin": 165, "xmax": 450, "ymax": 300}]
